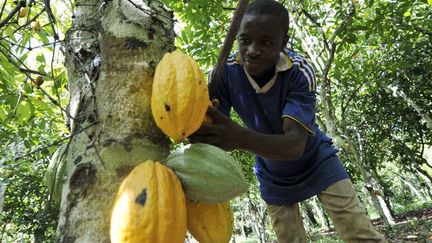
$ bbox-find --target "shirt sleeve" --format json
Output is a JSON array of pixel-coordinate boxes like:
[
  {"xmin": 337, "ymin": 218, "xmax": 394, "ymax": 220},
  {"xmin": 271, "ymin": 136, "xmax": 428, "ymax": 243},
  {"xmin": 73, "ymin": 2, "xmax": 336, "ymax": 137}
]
[
  {"xmin": 282, "ymin": 65, "xmax": 317, "ymax": 135},
  {"xmin": 208, "ymin": 67, "xmax": 232, "ymax": 117}
]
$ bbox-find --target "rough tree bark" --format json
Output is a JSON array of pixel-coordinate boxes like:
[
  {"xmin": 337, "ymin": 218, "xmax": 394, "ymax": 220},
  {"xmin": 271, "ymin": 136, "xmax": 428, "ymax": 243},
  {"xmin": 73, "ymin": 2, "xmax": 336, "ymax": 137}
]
[{"xmin": 57, "ymin": 0, "xmax": 174, "ymax": 242}]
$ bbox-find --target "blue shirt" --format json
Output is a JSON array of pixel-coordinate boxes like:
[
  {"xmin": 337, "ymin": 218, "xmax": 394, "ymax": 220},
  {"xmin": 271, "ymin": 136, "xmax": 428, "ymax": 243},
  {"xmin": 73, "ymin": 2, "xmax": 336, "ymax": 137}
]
[{"xmin": 210, "ymin": 50, "xmax": 349, "ymax": 205}]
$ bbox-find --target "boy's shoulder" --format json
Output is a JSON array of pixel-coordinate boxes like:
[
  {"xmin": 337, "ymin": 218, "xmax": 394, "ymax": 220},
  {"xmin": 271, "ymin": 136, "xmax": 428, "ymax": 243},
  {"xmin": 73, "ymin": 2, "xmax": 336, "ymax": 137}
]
[
  {"xmin": 226, "ymin": 51, "xmax": 241, "ymax": 66},
  {"xmin": 284, "ymin": 49, "xmax": 317, "ymax": 91},
  {"xmin": 284, "ymin": 49, "xmax": 314, "ymax": 70}
]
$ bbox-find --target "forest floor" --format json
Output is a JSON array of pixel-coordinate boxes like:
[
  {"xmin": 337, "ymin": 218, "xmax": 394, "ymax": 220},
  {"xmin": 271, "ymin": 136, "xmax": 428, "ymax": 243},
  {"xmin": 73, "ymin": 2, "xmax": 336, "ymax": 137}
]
[{"xmin": 311, "ymin": 207, "xmax": 432, "ymax": 242}]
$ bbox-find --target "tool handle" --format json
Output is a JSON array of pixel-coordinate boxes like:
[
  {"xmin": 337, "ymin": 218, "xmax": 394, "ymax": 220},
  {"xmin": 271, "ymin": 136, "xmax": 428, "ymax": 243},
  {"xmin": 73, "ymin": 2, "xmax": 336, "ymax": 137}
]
[{"xmin": 208, "ymin": 0, "xmax": 249, "ymax": 95}]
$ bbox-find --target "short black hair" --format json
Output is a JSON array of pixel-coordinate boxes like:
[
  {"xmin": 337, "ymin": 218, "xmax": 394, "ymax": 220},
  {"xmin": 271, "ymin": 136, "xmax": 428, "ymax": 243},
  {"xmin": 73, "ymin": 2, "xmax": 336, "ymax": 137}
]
[{"xmin": 246, "ymin": 0, "xmax": 289, "ymax": 35}]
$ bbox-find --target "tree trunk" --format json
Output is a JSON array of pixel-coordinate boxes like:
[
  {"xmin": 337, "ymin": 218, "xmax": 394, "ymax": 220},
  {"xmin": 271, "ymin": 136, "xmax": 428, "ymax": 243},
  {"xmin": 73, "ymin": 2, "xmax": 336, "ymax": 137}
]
[
  {"xmin": 402, "ymin": 178, "xmax": 424, "ymax": 199},
  {"xmin": 246, "ymin": 194, "xmax": 268, "ymax": 243},
  {"xmin": 0, "ymin": 183, "xmax": 5, "ymax": 216},
  {"xmin": 57, "ymin": 0, "xmax": 175, "ymax": 242},
  {"xmin": 301, "ymin": 200, "xmax": 319, "ymax": 230},
  {"xmin": 311, "ymin": 197, "xmax": 331, "ymax": 230},
  {"xmin": 351, "ymin": 128, "xmax": 395, "ymax": 226},
  {"xmin": 416, "ymin": 171, "xmax": 432, "ymax": 200},
  {"xmin": 388, "ymin": 132, "xmax": 432, "ymax": 198}
]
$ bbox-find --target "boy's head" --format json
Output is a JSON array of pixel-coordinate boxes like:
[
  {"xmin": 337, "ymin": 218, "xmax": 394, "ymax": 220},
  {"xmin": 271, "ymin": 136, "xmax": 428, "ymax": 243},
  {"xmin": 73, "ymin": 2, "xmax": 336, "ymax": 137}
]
[
  {"xmin": 237, "ymin": 0, "xmax": 289, "ymax": 78},
  {"xmin": 245, "ymin": 0, "xmax": 289, "ymax": 36}
]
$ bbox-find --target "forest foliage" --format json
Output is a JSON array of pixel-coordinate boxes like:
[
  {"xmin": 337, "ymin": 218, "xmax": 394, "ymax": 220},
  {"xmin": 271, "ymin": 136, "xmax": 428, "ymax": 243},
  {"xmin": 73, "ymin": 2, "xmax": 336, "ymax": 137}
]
[{"xmin": 0, "ymin": 0, "xmax": 431, "ymax": 242}]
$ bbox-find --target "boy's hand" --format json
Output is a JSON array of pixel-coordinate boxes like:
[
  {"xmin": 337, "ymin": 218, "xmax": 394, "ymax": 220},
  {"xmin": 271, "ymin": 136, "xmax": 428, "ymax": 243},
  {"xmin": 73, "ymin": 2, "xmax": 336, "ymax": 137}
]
[{"xmin": 189, "ymin": 106, "xmax": 244, "ymax": 151}]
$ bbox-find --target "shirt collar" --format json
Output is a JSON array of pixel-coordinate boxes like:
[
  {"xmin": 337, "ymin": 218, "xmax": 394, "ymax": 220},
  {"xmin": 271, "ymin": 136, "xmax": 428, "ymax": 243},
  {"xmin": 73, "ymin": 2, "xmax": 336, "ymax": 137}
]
[
  {"xmin": 276, "ymin": 52, "xmax": 293, "ymax": 72},
  {"xmin": 241, "ymin": 52, "xmax": 293, "ymax": 93}
]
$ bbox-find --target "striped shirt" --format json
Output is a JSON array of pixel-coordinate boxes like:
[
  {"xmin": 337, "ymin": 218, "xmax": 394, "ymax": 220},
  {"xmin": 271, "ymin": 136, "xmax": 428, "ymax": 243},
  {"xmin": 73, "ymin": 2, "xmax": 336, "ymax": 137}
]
[{"xmin": 211, "ymin": 49, "xmax": 349, "ymax": 204}]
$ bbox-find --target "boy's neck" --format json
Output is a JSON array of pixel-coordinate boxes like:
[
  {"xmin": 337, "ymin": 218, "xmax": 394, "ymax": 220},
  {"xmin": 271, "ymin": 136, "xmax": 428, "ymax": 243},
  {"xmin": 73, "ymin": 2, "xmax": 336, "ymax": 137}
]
[{"xmin": 251, "ymin": 66, "xmax": 276, "ymax": 88}]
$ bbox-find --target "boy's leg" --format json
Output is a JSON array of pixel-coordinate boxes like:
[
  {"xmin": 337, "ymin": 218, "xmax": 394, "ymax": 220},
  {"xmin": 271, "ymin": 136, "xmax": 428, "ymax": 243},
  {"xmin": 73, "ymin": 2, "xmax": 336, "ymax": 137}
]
[
  {"xmin": 266, "ymin": 203, "xmax": 308, "ymax": 243},
  {"xmin": 318, "ymin": 178, "xmax": 387, "ymax": 243}
]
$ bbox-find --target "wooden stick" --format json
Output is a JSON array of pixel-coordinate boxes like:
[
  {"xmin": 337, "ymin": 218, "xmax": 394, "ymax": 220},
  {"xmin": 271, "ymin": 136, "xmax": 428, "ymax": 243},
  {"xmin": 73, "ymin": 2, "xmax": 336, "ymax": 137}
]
[{"xmin": 208, "ymin": 0, "xmax": 249, "ymax": 94}]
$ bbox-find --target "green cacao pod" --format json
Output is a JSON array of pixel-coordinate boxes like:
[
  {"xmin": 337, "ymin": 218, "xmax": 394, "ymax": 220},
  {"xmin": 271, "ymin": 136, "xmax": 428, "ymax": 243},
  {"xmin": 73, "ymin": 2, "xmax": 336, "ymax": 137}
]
[
  {"xmin": 166, "ymin": 143, "xmax": 248, "ymax": 203},
  {"xmin": 45, "ymin": 143, "xmax": 68, "ymax": 206}
]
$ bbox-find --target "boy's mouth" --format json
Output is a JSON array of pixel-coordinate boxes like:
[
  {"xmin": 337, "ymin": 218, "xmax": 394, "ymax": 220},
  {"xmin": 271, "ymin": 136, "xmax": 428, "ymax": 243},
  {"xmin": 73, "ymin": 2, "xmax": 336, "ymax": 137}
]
[{"xmin": 244, "ymin": 58, "xmax": 261, "ymax": 65}]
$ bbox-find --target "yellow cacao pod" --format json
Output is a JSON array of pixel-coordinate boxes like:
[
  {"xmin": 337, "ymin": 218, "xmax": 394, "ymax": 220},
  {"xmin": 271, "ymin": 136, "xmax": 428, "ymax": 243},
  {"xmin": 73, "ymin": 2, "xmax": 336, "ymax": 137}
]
[
  {"xmin": 31, "ymin": 20, "xmax": 41, "ymax": 32},
  {"xmin": 18, "ymin": 7, "xmax": 28, "ymax": 18},
  {"xmin": 110, "ymin": 160, "xmax": 187, "ymax": 243},
  {"xmin": 151, "ymin": 51, "xmax": 209, "ymax": 142},
  {"xmin": 187, "ymin": 200, "xmax": 234, "ymax": 243}
]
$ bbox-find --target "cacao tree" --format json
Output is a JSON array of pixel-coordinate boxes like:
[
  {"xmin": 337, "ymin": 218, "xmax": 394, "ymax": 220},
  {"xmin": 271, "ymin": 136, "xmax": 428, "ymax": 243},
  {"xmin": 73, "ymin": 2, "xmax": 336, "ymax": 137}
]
[{"xmin": 55, "ymin": 0, "xmax": 176, "ymax": 241}]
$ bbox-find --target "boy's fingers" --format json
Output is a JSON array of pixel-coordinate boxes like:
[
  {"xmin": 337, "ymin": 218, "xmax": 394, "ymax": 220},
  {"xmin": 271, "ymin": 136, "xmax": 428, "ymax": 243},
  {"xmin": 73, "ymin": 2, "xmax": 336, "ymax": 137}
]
[
  {"xmin": 193, "ymin": 123, "xmax": 212, "ymax": 134},
  {"xmin": 211, "ymin": 99, "xmax": 220, "ymax": 107},
  {"xmin": 206, "ymin": 106, "xmax": 227, "ymax": 122}
]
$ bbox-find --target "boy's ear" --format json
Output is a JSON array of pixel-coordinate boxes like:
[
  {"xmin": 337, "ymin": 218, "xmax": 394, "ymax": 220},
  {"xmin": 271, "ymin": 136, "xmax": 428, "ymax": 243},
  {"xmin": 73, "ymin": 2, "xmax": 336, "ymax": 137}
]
[{"xmin": 281, "ymin": 34, "xmax": 289, "ymax": 50}]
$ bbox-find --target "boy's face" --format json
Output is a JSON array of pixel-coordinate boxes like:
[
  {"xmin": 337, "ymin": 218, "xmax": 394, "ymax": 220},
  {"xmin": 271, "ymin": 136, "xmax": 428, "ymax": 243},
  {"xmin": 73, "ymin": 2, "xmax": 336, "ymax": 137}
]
[{"xmin": 237, "ymin": 14, "xmax": 287, "ymax": 77}]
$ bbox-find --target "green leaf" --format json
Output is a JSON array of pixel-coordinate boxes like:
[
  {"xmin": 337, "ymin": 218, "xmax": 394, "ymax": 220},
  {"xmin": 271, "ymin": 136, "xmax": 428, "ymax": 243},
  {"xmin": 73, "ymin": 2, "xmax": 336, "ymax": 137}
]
[
  {"xmin": 16, "ymin": 100, "xmax": 34, "ymax": 121},
  {"xmin": 36, "ymin": 54, "xmax": 45, "ymax": 63},
  {"xmin": 36, "ymin": 31, "xmax": 50, "ymax": 44},
  {"xmin": 23, "ymin": 82, "xmax": 33, "ymax": 93},
  {"xmin": 0, "ymin": 106, "xmax": 8, "ymax": 120}
]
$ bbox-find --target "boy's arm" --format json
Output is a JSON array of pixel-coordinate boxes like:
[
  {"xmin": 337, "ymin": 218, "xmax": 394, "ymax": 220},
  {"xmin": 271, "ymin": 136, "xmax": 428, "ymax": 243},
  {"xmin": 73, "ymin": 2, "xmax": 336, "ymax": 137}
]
[{"xmin": 189, "ymin": 106, "xmax": 308, "ymax": 161}]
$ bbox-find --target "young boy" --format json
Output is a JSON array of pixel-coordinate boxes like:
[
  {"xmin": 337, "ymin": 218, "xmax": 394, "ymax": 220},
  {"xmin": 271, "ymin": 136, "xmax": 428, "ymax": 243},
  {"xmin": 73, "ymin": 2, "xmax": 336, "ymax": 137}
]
[{"xmin": 190, "ymin": 0, "xmax": 387, "ymax": 242}]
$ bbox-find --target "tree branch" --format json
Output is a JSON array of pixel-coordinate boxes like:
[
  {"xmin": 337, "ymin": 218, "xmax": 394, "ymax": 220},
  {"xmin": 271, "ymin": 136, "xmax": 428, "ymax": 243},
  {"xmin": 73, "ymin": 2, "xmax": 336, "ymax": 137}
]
[
  {"xmin": 394, "ymin": 18, "xmax": 432, "ymax": 37},
  {"xmin": 301, "ymin": 8, "xmax": 330, "ymax": 53},
  {"xmin": 0, "ymin": 44, "xmax": 74, "ymax": 120},
  {"xmin": 0, "ymin": 0, "xmax": 8, "ymax": 21},
  {"xmin": 323, "ymin": 4, "xmax": 356, "ymax": 83},
  {"xmin": 0, "ymin": 0, "xmax": 26, "ymax": 29},
  {"xmin": 12, "ymin": 122, "xmax": 98, "ymax": 162}
]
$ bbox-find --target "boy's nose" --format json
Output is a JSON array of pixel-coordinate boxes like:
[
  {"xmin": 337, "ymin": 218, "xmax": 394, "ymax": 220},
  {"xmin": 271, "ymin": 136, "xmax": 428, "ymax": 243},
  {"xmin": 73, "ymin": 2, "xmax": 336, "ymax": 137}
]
[{"xmin": 247, "ymin": 43, "xmax": 261, "ymax": 57}]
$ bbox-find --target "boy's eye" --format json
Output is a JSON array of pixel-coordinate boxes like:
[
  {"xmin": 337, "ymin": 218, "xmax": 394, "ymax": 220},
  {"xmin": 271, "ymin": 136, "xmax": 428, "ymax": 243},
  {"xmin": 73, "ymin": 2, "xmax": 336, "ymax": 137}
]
[
  {"xmin": 264, "ymin": 40, "xmax": 272, "ymax": 46},
  {"xmin": 238, "ymin": 39, "xmax": 249, "ymax": 45}
]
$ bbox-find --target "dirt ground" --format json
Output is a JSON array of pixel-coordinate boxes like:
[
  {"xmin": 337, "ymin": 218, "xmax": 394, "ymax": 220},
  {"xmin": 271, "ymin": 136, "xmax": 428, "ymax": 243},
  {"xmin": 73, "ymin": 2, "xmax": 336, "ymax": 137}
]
[
  {"xmin": 376, "ymin": 207, "xmax": 432, "ymax": 242},
  {"xmin": 310, "ymin": 207, "xmax": 432, "ymax": 242}
]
